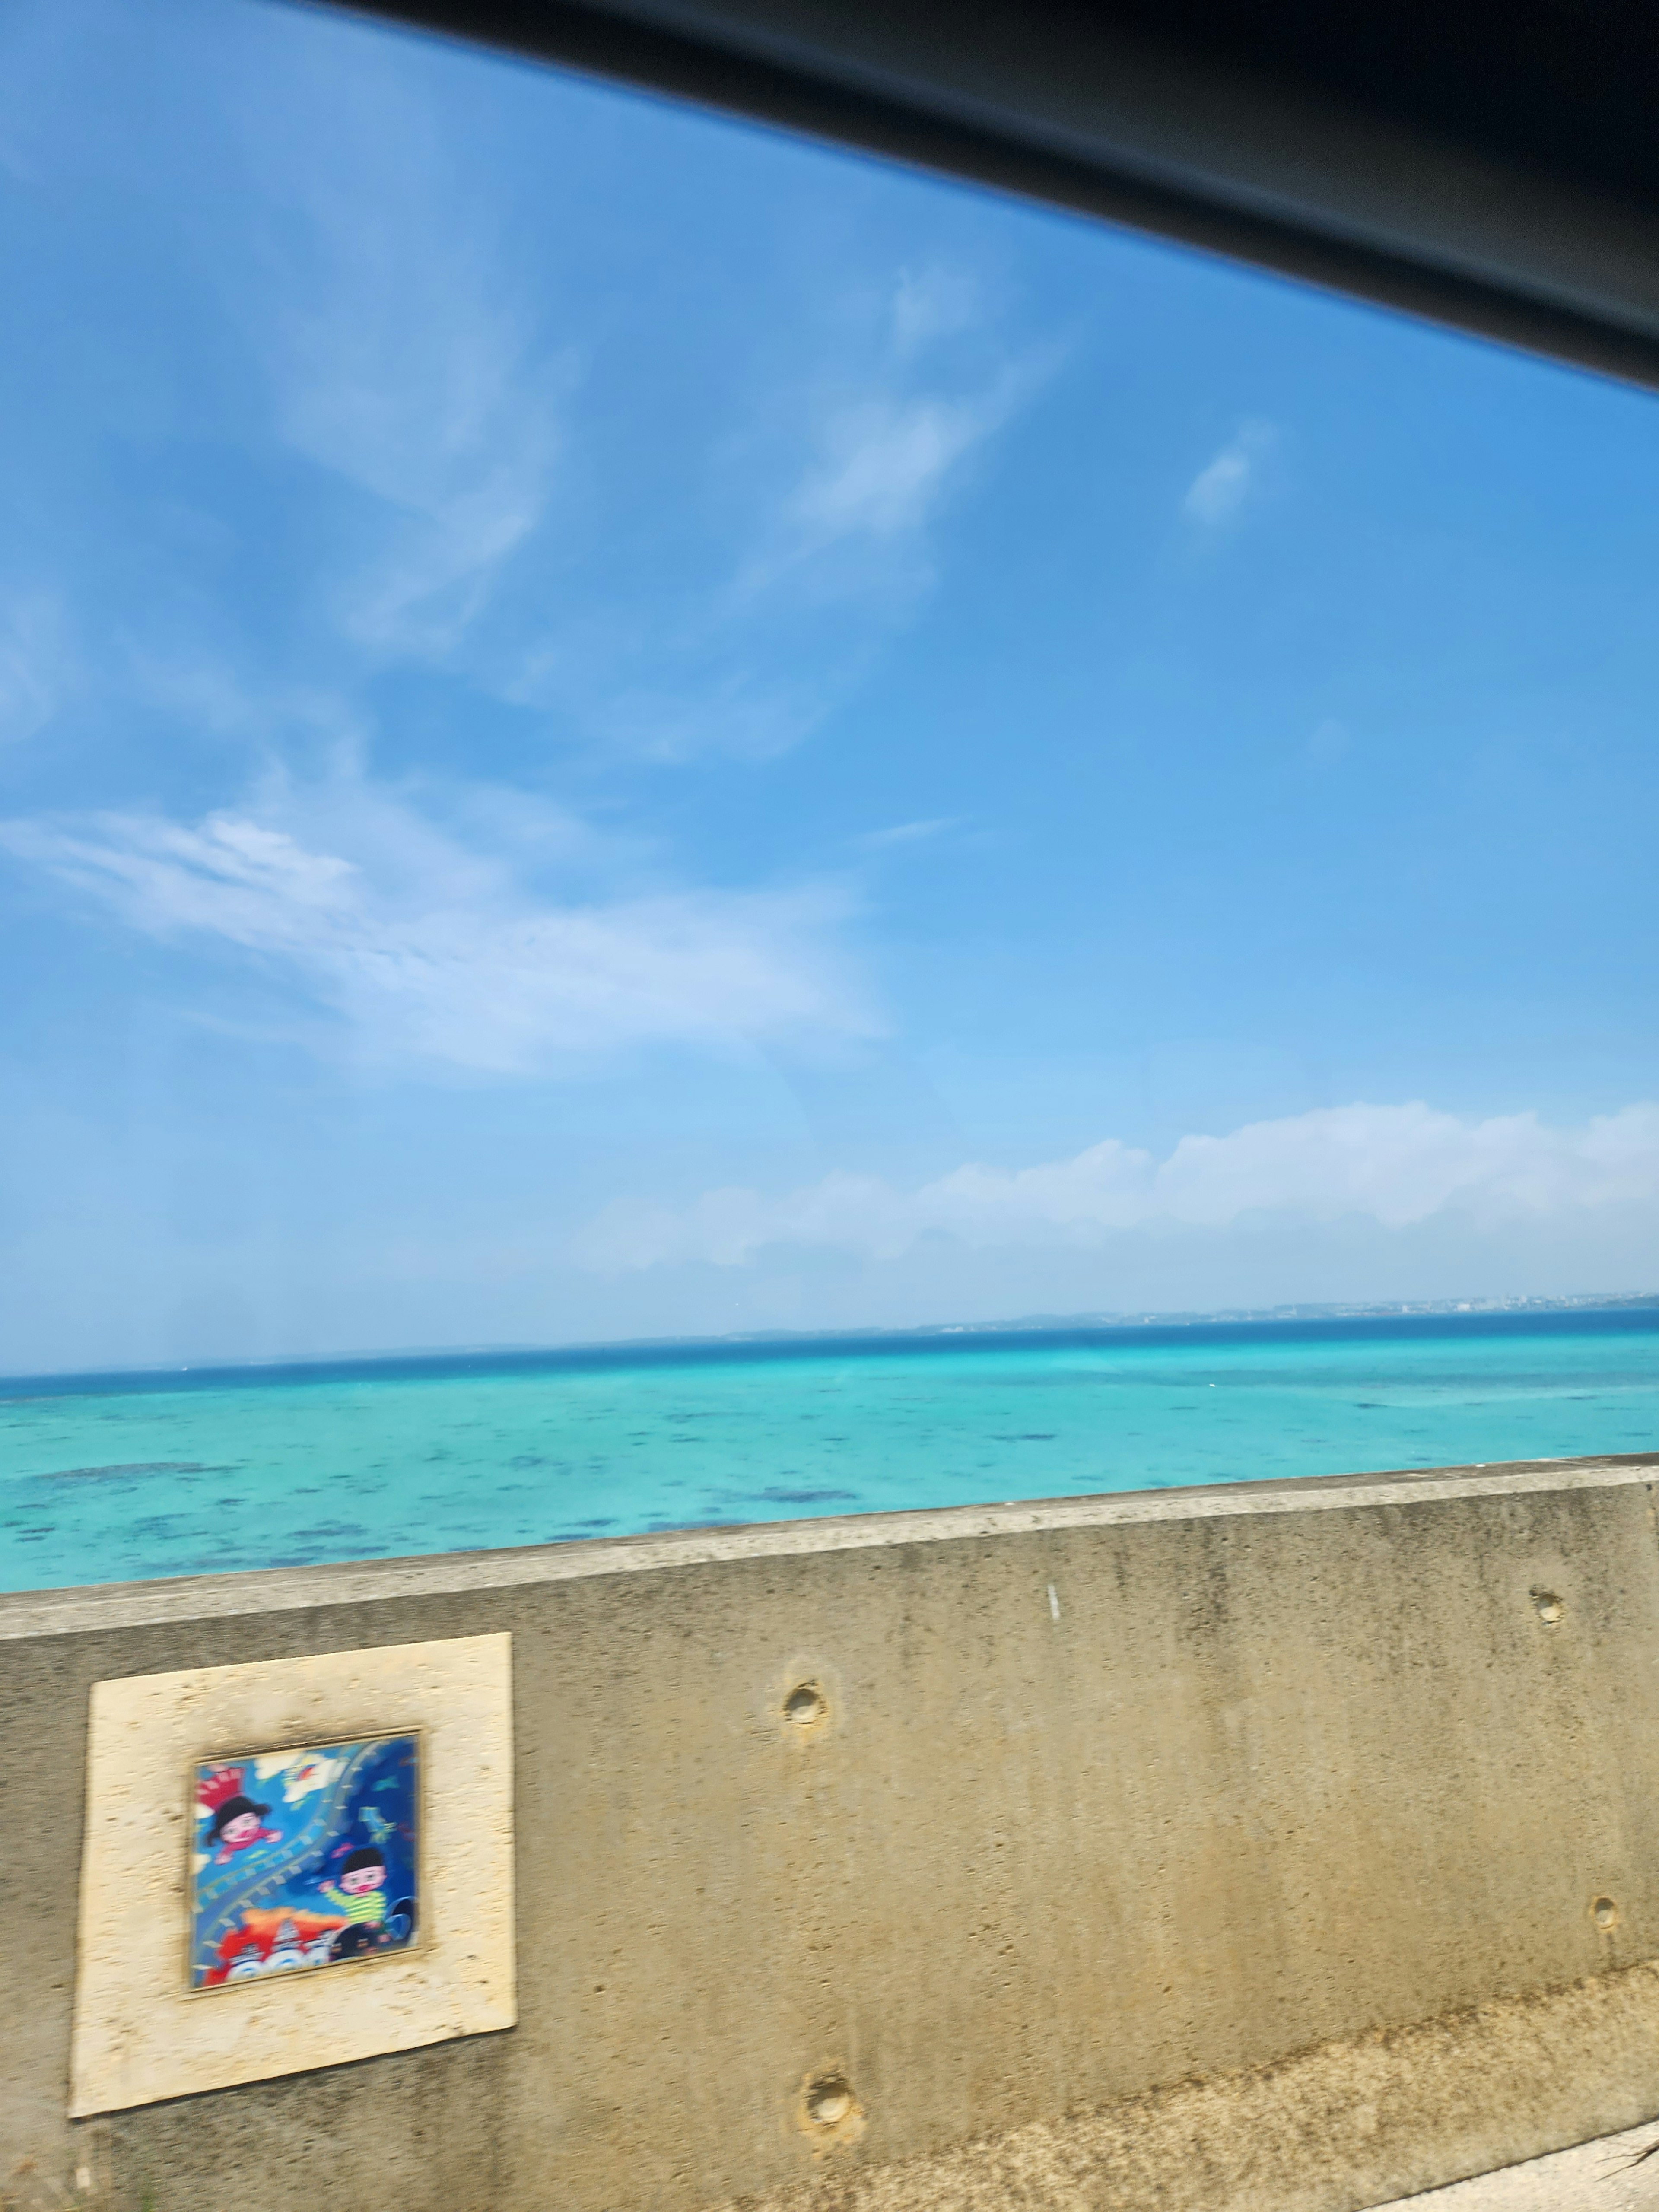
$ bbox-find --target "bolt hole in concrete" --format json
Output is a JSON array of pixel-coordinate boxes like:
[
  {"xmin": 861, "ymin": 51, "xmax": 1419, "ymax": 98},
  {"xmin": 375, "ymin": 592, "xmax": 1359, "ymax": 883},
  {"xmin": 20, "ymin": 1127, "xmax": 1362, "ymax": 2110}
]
[
  {"xmin": 1533, "ymin": 1590, "xmax": 1565, "ymax": 1623},
  {"xmin": 784, "ymin": 1683, "xmax": 828, "ymax": 1726},
  {"xmin": 805, "ymin": 2076, "xmax": 856, "ymax": 2126},
  {"xmin": 1595, "ymin": 1897, "xmax": 1620, "ymax": 1929}
]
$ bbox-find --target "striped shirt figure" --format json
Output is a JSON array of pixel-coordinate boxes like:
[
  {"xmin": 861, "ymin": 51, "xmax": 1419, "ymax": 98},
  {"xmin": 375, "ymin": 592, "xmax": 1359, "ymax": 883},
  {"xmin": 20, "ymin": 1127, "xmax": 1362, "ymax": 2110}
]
[{"xmin": 321, "ymin": 1847, "xmax": 387, "ymax": 1924}]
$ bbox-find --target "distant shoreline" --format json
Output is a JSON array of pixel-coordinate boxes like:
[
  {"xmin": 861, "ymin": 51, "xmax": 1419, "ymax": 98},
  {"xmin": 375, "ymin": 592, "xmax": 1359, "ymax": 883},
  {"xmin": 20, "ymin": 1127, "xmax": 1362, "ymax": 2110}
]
[{"xmin": 7, "ymin": 1290, "xmax": 1659, "ymax": 1398}]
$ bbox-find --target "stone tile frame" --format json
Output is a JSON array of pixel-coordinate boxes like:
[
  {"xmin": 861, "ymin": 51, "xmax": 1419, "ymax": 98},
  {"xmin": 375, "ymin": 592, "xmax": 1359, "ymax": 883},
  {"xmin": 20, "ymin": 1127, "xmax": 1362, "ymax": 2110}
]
[{"xmin": 70, "ymin": 1632, "xmax": 515, "ymax": 2115}]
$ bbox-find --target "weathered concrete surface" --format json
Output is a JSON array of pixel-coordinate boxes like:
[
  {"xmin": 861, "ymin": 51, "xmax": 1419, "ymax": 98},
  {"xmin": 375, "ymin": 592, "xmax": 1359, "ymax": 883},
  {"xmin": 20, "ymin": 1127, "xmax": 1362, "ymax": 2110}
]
[
  {"xmin": 5, "ymin": 1454, "xmax": 1659, "ymax": 2212},
  {"xmin": 699, "ymin": 1959, "xmax": 1659, "ymax": 2212},
  {"xmin": 1372, "ymin": 2121, "xmax": 1659, "ymax": 2208}
]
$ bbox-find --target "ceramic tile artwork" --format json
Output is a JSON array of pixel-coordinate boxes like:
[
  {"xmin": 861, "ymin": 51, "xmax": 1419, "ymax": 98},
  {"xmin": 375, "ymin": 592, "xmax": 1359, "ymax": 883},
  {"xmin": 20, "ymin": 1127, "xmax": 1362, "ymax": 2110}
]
[{"xmin": 190, "ymin": 1734, "xmax": 419, "ymax": 1988}]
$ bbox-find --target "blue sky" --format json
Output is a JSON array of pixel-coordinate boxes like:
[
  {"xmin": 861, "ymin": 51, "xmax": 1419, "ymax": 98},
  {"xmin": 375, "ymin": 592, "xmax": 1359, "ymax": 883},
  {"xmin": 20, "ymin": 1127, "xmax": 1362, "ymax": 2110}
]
[{"xmin": 4, "ymin": 0, "xmax": 1659, "ymax": 1372}]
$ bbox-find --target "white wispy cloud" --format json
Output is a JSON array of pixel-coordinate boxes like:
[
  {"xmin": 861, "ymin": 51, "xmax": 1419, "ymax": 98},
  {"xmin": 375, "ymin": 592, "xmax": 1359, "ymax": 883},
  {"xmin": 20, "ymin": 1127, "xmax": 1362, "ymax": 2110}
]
[
  {"xmin": 786, "ymin": 379, "xmax": 1018, "ymax": 549},
  {"xmin": 513, "ymin": 267, "xmax": 1049, "ymax": 762},
  {"xmin": 890, "ymin": 265, "xmax": 980, "ymax": 359},
  {"xmin": 0, "ymin": 592, "xmax": 70, "ymax": 744},
  {"xmin": 777, "ymin": 329, "xmax": 1043, "ymax": 574},
  {"xmin": 855, "ymin": 816, "xmax": 959, "ymax": 852},
  {"xmin": 245, "ymin": 51, "xmax": 568, "ymax": 658},
  {"xmin": 1183, "ymin": 419, "xmax": 1276, "ymax": 527},
  {"xmin": 572, "ymin": 1101, "xmax": 1659, "ymax": 1268},
  {"xmin": 0, "ymin": 775, "xmax": 874, "ymax": 1072}
]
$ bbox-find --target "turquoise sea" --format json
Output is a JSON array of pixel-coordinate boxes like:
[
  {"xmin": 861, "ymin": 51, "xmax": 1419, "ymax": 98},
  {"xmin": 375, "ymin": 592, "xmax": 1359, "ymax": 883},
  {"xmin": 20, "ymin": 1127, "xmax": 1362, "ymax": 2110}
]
[{"xmin": 5, "ymin": 1309, "xmax": 1659, "ymax": 1593}]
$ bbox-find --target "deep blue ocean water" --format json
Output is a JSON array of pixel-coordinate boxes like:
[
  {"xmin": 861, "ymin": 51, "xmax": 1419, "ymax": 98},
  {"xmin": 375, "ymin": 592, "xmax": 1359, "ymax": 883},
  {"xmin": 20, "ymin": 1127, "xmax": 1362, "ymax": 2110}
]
[{"xmin": 5, "ymin": 1309, "xmax": 1659, "ymax": 1593}]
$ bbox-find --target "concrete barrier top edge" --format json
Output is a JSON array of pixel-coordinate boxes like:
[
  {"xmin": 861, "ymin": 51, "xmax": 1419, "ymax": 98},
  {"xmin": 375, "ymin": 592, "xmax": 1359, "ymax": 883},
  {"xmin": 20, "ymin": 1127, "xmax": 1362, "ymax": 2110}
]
[{"xmin": 4, "ymin": 1450, "xmax": 1656, "ymax": 1643}]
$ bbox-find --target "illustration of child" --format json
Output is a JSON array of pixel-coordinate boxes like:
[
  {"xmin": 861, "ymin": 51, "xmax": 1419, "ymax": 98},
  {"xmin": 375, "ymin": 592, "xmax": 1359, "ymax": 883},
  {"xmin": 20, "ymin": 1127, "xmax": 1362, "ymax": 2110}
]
[
  {"xmin": 321, "ymin": 1846, "xmax": 388, "ymax": 1956},
  {"xmin": 197, "ymin": 1765, "xmax": 282, "ymax": 1864}
]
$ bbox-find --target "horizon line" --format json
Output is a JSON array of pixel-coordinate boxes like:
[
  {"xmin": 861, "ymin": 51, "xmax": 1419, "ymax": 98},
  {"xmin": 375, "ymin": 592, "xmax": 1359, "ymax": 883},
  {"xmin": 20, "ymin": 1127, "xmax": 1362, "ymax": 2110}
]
[{"xmin": 6, "ymin": 1287, "xmax": 1659, "ymax": 1393}]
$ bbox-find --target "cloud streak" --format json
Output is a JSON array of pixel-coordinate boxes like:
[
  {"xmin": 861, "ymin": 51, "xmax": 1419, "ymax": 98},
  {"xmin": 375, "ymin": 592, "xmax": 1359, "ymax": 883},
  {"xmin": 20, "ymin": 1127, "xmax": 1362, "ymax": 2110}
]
[
  {"xmin": 0, "ymin": 779, "xmax": 873, "ymax": 1072},
  {"xmin": 0, "ymin": 592, "xmax": 70, "ymax": 744},
  {"xmin": 275, "ymin": 273, "xmax": 566, "ymax": 656},
  {"xmin": 785, "ymin": 375, "xmax": 1023, "ymax": 550},
  {"xmin": 244, "ymin": 44, "xmax": 568, "ymax": 659},
  {"xmin": 514, "ymin": 267, "xmax": 1049, "ymax": 762},
  {"xmin": 573, "ymin": 1100, "xmax": 1659, "ymax": 1268},
  {"xmin": 1184, "ymin": 419, "xmax": 1275, "ymax": 527}
]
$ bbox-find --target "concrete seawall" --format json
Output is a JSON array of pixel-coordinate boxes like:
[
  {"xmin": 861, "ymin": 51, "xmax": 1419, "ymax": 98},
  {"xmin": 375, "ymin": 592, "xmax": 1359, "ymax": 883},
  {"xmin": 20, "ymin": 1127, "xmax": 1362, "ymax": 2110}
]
[{"xmin": 6, "ymin": 1454, "xmax": 1659, "ymax": 2212}]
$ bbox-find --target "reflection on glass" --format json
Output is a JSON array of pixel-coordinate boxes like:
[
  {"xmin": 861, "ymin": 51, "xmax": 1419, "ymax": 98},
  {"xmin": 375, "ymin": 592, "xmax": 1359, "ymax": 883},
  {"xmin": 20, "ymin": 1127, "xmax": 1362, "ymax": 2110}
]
[{"xmin": 3, "ymin": 0, "xmax": 1658, "ymax": 1588}]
